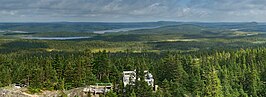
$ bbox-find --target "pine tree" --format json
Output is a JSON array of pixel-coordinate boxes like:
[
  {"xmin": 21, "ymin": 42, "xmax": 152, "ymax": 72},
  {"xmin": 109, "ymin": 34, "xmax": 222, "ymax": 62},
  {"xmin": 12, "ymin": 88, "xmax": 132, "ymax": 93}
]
[
  {"xmin": 134, "ymin": 60, "xmax": 153, "ymax": 97},
  {"xmin": 43, "ymin": 59, "xmax": 58, "ymax": 90},
  {"xmin": 93, "ymin": 50, "xmax": 111, "ymax": 82},
  {"xmin": 130, "ymin": 90, "xmax": 137, "ymax": 97},
  {"xmin": 64, "ymin": 61, "xmax": 74, "ymax": 89},
  {"xmin": 0, "ymin": 66, "xmax": 12, "ymax": 87},
  {"xmin": 244, "ymin": 63, "xmax": 259, "ymax": 97},
  {"xmin": 105, "ymin": 90, "xmax": 118, "ymax": 97},
  {"xmin": 202, "ymin": 59, "xmax": 223, "ymax": 97},
  {"xmin": 161, "ymin": 79, "xmax": 172, "ymax": 97},
  {"xmin": 153, "ymin": 88, "xmax": 163, "ymax": 97}
]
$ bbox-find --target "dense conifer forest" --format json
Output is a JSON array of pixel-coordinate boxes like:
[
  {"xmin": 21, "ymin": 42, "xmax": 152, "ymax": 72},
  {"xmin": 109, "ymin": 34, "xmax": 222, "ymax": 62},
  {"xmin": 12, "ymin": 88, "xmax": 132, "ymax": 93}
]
[
  {"xmin": 0, "ymin": 22, "xmax": 266, "ymax": 96},
  {"xmin": 0, "ymin": 48, "xmax": 266, "ymax": 97}
]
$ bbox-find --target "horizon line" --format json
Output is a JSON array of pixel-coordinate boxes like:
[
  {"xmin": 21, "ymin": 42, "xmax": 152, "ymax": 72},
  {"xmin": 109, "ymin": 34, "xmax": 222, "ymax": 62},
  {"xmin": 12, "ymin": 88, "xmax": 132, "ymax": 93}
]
[{"xmin": 0, "ymin": 21, "xmax": 262, "ymax": 23}]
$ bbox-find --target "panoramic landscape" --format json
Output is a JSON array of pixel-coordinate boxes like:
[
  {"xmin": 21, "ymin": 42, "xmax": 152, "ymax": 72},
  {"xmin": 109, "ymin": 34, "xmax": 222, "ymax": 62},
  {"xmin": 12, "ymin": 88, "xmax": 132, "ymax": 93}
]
[{"xmin": 1, "ymin": 0, "xmax": 266, "ymax": 97}]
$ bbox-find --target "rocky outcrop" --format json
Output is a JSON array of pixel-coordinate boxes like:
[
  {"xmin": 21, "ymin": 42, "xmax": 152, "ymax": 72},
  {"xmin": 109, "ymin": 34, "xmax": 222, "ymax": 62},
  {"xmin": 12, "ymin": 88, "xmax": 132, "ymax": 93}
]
[
  {"xmin": 0, "ymin": 88, "xmax": 30, "ymax": 97},
  {"xmin": 0, "ymin": 87, "xmax": 86, "ymax": 97}
]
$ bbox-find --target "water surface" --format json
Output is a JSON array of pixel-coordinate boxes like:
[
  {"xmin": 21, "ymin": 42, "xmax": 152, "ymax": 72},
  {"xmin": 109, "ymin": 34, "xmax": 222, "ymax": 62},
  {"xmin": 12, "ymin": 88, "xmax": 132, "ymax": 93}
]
[
  {"xmin": 21, "ymin": 36, "xmax": 91, "ymax": 40},
  {"xmin": 93, "ymin": 26, "xmax": 161, "ymax": 34}
]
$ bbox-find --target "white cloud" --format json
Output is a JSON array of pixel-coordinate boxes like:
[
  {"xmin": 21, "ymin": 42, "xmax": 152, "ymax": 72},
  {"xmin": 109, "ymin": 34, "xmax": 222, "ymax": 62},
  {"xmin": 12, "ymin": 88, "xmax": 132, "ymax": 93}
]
[
  {"xmin": 1, "ymin": 10, "xmax": 17, "ymax": 15},
  {"xmin": 129, "ymin": 3, "xmax": 168, "ymax": 16},
  {"xmin": 1, "ymin": 0, "xmax": 266, "ymax": 22}
]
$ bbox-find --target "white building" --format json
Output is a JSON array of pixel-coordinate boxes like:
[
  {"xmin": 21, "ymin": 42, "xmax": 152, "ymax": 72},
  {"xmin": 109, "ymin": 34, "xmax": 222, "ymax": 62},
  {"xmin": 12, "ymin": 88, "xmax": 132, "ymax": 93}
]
[
  {"xmin": 123, "ymin": 70, "xmax": 154, "ymax": 87},
  {"xmin": 83, "ymin": 83, "xmax": 112, "ymax": 96},
  {"xmin": 144, "ymin": 71, "xmax": 154, "ymax": 87},
  {"xmin": 123, "ymin": 71, "xmax": 137, "ymax": 87}
]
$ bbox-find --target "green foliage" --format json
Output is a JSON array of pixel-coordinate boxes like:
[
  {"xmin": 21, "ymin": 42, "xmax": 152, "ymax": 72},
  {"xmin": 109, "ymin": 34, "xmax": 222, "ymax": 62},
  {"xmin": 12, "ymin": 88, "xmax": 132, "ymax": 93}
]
[
  {"xmin": 153, "ymin": 88, "xmax": 163, "ymax": 97},
  {"xmin": 0, "ymin": 65, "xmax": 12, "ymax": 87},
  {"xmin": 105, "ymin": 91, "xmax": 118, "ymax": 97},
  {"xmin": 59, "ymin": 91, "xmax": 68, "ymax": 97},
  {"xmin": 161, "ymin": 80, "xmax": 172, "ymax": 97},
  {"xmin": 0, "ymin": 47, "xmax": 266, "ymax": 96},
  {"xmin": 129, "ymin": 90, "xmax": 137, "ymax": 97},
  {"xmin": 28, "ymin": 87, "xmax": 42, "ymax": 94}
]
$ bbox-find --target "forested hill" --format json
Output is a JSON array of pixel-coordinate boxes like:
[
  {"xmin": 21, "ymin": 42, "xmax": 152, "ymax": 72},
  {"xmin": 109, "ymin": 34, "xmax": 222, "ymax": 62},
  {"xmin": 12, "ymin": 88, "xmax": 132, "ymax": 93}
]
[
  {"xmin": 1, "ymin": 22, "xmax": 265, "ymax": 33},
  {"xmin": 0, "ymin": 21, "xmax": 181, "ymax": 33},
  {"xmin": 0, "ymin": 48, "xmax": 266, "ymax": 96}
]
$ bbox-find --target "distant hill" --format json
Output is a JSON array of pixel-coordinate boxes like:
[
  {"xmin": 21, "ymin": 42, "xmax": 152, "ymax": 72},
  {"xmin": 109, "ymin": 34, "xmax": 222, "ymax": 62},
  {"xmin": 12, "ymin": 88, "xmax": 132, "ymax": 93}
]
[
  {"xmin": 0, "ymin": 21, "xmax": 182, "ymax": 33},
  {"xmin": 0, "ymin": 21, "xmax": 266, "ymax": 33}
]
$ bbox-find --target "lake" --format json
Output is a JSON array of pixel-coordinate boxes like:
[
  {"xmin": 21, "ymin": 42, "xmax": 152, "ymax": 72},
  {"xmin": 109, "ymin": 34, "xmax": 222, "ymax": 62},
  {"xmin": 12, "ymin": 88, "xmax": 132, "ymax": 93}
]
[
  {"xmin": 21, "ymin": 36, "xmax": 91, "ymax": 40},
  {"xmin": 93, "ymin": 26, "xmax": 161, "ymax": 34},
  {"xmin": 20, "ymin": 26, "xmax": 161, "ymax": 40}
]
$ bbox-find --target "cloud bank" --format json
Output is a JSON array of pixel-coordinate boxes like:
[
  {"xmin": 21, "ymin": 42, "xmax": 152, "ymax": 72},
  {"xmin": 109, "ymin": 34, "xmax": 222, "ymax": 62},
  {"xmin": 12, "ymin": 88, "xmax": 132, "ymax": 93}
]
[{"xmin": 0, "ymin": 0, "xmax": 266, "ymax": 22}]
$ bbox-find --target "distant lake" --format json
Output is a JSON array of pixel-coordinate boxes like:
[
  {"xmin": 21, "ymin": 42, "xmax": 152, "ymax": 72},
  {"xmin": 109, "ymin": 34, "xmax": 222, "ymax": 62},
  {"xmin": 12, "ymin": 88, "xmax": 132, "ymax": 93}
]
[
  {"xmin": 93, "ymin": 26, "xmax": 161, "ymax": 34},
  {"xmin": 21, "ymin": 36, "xmax": 91, "ymax": 40},
  {"xmin": 18, "ymin": 26, "xmax": 161, "ymax": 40}
]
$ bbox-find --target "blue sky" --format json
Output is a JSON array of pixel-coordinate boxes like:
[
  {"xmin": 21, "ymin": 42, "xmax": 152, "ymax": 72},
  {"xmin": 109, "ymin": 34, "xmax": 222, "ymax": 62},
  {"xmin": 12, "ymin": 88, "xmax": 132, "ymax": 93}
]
[{"xmin": 1, "ymin": 0, "xmax": 266, "ymax": 22}]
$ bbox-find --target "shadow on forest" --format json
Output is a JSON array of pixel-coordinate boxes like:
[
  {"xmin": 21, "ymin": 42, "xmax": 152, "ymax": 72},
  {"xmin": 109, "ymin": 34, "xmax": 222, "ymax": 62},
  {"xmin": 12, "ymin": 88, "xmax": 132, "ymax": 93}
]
[{"xmin": 0, "ymin": 41, "xmax": 49, "ymax": 53}]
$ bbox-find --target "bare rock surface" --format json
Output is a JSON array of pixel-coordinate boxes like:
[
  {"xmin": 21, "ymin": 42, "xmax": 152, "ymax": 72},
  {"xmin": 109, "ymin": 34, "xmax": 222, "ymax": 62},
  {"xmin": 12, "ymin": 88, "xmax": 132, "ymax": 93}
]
[{"xmin": 0, "ymin": 86, "xmax": 85, "ymax": 97}]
